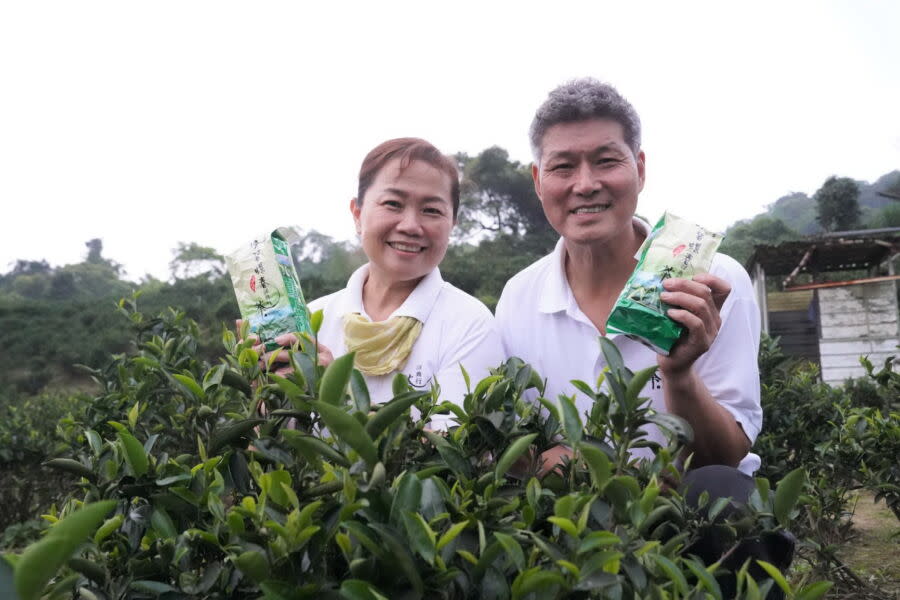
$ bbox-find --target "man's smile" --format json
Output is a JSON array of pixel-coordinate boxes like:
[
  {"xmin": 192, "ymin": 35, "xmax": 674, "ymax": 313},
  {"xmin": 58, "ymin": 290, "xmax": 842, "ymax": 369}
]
[{"xmin": 571, "ymin": 204, "xmax": 611, "ymax": 214}]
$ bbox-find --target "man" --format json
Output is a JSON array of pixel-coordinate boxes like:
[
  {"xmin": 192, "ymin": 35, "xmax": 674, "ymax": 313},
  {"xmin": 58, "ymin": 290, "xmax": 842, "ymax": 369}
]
[
  {"xmin": 495, "ymin": 79, "xmax": 792, "ymax": 594},
  {"xmin": 496, "ymin": 78, "xmax": 762, "ymax": 474}
]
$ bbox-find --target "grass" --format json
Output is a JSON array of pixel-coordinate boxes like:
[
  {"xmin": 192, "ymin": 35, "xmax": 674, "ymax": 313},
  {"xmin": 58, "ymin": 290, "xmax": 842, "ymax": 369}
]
[{"xmin": 836, "ymin": 491, "xmax": 900, "ymax": 598}]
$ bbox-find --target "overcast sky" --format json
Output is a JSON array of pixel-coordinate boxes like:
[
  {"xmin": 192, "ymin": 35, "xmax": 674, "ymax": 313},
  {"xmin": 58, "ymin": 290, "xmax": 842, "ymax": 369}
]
[{"xmin": 2, "ymin": 1, "xmax": 898, "ymax": 281}]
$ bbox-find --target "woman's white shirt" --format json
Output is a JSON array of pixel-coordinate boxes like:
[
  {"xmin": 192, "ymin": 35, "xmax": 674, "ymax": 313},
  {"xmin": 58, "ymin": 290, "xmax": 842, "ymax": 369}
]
[{"xmin": 307, "ymin": 264, "xmax": 504, "ymax": 429}]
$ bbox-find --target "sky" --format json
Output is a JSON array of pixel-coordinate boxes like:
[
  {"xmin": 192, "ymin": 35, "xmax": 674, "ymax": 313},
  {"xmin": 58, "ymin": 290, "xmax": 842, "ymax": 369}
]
[{"xmin": 2, "ymin": 1, "xmax": 898, "ymax": 281}]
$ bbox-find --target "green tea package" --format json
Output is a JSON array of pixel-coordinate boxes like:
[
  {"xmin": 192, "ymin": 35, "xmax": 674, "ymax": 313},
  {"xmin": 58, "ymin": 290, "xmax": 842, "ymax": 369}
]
[
  {"xmin": 606, "ymin": 212, "xmax": 722, "ymax": 355},
  {"xmin": 226, "ymin": 228, "xmax": 311, "ymax": 351}
]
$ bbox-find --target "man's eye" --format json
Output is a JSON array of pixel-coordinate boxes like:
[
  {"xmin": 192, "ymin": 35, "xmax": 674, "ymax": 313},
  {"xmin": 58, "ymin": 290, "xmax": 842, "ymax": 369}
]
[
  {"xmin": 550, "ymin": 164, "xmax": 572, "ymax": 171},
  {"xmin": 384, "ymin": 200, "xmax": 402, "ymax": 209},
  {"xmin": 424, "ymin": 207, "xmax": 444, "ymax": 216}
]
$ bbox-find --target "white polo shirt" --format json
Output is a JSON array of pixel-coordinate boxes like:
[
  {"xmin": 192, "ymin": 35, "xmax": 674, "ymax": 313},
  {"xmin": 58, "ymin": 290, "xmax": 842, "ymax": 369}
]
[
  {"xmin": 308, "ymin": 264, "xmax": 504, "ymax": 429},
  {"xmin": 496, "ymin": 220, "xmax": 763, "ymax": 475}
]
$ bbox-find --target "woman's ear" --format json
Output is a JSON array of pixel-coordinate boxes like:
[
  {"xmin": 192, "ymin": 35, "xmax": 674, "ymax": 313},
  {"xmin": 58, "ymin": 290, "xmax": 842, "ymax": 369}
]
[{"xmin": 349, "ymin": 198, "xmax": 361, "ymax": 234}]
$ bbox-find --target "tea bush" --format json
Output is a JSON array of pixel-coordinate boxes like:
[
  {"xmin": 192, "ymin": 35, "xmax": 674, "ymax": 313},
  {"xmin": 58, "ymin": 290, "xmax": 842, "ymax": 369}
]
[
  {"xmin": 1, "ymin": 308, "xmax": 826, "ymax": 600},
  {"xmin": 756, "ymin": 337, "xmax": 899, "ymax": 596}
]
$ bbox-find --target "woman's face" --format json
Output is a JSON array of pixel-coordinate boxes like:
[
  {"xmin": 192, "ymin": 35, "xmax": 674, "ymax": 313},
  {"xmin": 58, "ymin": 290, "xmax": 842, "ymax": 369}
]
[{"xmin": 351, "ymin": 158, "xmax": 455, "ymax": 286}]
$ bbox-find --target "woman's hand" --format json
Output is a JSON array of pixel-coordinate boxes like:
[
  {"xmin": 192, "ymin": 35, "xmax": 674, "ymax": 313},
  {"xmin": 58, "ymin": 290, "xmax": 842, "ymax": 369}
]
[
  {"xmin": 657, "ymin": 273, "xmax": 730, "ymax": 376},
  {"xmin": 253, "ymin": 333, "xmax": 335, "ymax": 374},
  {"xmin": 235, "ymin": 320, "xmax": 334, "ymax": 375}
]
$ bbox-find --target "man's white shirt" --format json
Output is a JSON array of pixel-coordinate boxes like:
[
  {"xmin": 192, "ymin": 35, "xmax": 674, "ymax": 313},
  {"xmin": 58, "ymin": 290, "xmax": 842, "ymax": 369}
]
[
  {"xmin": 309, "ymin": 264, "xmax": 504, "ymax": 429},
  {"xmin": 495, "ymin": 220, "xmax": 763, "ymax": 475}
]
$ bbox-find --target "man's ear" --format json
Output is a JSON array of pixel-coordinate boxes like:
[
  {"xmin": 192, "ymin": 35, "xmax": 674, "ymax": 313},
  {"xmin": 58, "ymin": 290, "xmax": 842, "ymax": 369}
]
[
  {"xmin": 636, "ymin": 150, "xmax": 646, "ymax": 193},
  {"xmin": 349, "ymin": 198, "xmax": 361, "ymax": 234},
  {"xmin": 532, "ymin": 163, "xmax": 542, "ymax": 200}
]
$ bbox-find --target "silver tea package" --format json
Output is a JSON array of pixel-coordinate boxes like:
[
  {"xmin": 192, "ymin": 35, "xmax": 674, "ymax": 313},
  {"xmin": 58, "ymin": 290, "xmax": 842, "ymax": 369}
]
[
  {"xmin": 606, "ymin": 212, "xmax": 722, "ymax": 355},
  {"xmin": 226, "ymin": 228, "xmax": 311, "ymax": 351}
]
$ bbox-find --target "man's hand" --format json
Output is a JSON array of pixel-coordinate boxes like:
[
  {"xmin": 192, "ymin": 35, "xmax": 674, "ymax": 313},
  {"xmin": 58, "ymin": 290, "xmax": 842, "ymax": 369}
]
[
  {"xmin": 508, "ymin": 444, "xmax": 574, "ymax": 480},
  {"xmin": 657, "ymin": 273, "xmax": 730, "ymax": 375}
]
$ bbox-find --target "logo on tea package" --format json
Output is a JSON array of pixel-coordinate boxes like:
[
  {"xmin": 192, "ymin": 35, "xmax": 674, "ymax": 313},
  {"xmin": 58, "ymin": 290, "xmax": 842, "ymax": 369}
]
[{"xmin": 407, "ymin": 364, "xmax": 432, "ymax": 389}]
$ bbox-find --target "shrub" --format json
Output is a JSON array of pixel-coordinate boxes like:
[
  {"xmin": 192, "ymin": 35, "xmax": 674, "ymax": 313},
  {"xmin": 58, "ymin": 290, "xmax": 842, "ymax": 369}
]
[{"xmin": 0, "ymin": 310, "xmax": 823, "ymax": 599}]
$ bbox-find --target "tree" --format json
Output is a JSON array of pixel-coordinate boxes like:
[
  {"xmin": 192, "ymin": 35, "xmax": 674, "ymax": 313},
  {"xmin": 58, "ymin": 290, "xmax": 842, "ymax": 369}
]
[
  {"xmin": 718, "ymin": 215, "xmax": 799, "ymax": 265},
  {"xmin": 456, "ymin": 147, "xmax": 555, "ymax": 247},
  {"xmin": 169, "ymin": 242, "xmax": 225, "ymax": 280},
  {"xmin": 815, "ymin": 176, "xmax": 861, "ymax": 232}
]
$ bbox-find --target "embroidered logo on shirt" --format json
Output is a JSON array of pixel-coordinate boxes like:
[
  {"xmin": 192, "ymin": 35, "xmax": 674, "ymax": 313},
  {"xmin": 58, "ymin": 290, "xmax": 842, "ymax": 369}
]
[
  {"xmin": 407, "ymin": 364, "xmax": 432, "ymax": 389},
  {"xmin": 650, "ymin": 373, "xmax": 663, "ymax": 390}
]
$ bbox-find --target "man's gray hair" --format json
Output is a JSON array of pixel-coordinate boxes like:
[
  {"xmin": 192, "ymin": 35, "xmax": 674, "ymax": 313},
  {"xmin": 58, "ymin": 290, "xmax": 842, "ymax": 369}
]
[{"xmin": 529, "ymin": 78, "xmax": 642, "ymax": 163}]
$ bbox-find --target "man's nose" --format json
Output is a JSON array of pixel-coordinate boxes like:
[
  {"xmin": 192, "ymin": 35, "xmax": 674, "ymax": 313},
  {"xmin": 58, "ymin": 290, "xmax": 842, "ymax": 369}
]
[{"xmin": 572, "ymin": 163, "xmax": 600, "ymax": 197}]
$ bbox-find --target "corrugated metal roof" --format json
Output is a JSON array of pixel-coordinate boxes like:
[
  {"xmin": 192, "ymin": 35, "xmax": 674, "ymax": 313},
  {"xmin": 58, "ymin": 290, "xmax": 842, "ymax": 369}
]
[{"xmin": 747, "ymin": 229, "xmax": 900, "ymax": 276}]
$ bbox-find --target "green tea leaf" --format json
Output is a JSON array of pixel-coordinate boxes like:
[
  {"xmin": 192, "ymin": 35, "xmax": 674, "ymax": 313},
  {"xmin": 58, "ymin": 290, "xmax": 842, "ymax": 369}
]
[
  {"xmin": 423, "ymin": 431, "xmax": 472, "ymax": 479},
  {"xmin": 495, "ymin": 433, "xmax": 538, "ymax": 482},
  {"xmin": 127, "ymin": 402, "xmax": 140, "ymax": 429},
  {"xmin": 756, "ymin": 560, "xmax": 792, "ymax": 596},
  {"xmin": 577, "ymin": 531, "xmax": 621, "ymax": 554},
  {"xmin": 173, "ymin": 373, "xmax": 205, "ymax": 400},
  {"xmin": 282, "ymin": 430, "xmax": 350, "ymax": 467},
  {"xmin": 319, "ymin": 352, "xmax": 355, "ymax": 406},
  {"xmin": 494, "ymin": 532, "xmax": 525, "ymax": 572},
  {"xmin": 208, "ymin": 419, "xmax": 265, "ymax": 455},
  {"xmin": 684, "ymin": 558, "xmax": 722, "ymax": 600},
  {"xmin": 651, "ymin": 555, "xmax": 687, "ymax": 595},
  {"xmin": 794, "ymin": 581, "xmax": 833, "ymax": 600},
  {"xmin": 310, "ymin": 309, "xmax": 324, "ymax": 336},
  {"xmin": 402, "ymin": 512, "xmax": 436, "ymax": 565},
  {"xmin": 150, "ymin": 507, "xmax": 176, "ymax": 538},
  {"xmin": 312, "ymin": 401, "xmax": 378, "ymax": 467},
  {"xmin": 390, "ymin": 473, "xmax": 422, "ymax": 526},
  {"xmin": 580, "ymin": 444, "xmax": 611, "ymax": 490},
  {"xmin": 558, "ymin": 395, "xmax": 583, "ymax": 445},
  {"xmin": 349, "ymin": 369, "xmax": 371, "ymax": 414},
  {"xmin": 233, "ymin": 550, "xmax": 269, "ymax": 583},
  {"xmin": 14, "ymin": 500, "xmax": 115, "ymax": 600},
  {"xmin": 42, "ymin": 459, "xmax": 96, "ymax": 482},
  {"xmin": 547, "ymin": 516, "xmax": 579, "ymax": 538},
  {"xmin": 365, "ymin": 391, "xmax": 428, "ymax": 440},
  {"xmin": 774, "ymin": 467, "xmax": 807, "ymax": 527},
  {"xmin": 625, "ymin": 365, "xmax": 657, "ymax": 403},
  {"xmin": 436, "ymin": 521, "xmax": 469, "ymax": 551},
  {"xmin": 108, "ymin": 423, "xmax": 148, "ymax": 477}
]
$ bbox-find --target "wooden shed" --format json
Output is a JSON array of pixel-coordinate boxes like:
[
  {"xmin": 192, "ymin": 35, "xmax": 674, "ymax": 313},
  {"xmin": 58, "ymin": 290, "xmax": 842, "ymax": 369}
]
[{"xmin": 746, "ymin": 228, "xmax": 900, "ymax": 385}]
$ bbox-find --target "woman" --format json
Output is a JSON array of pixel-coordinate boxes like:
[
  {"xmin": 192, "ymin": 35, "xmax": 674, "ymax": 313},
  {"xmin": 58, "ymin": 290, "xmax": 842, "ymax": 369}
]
[{"xmin": 259, "ymin": 138, "xmax": 503, "ymax": 429}]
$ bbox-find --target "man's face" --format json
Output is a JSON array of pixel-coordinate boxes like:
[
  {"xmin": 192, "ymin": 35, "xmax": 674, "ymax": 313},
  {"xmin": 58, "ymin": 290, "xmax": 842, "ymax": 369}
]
[{"xmin": 532, "ymin": 118, "xmax": 645, "ymax": 246}]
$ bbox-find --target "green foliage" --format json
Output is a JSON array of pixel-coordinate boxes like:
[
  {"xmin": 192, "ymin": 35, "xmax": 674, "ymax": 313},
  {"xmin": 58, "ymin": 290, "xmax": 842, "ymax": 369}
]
[
  {"xmin": 455, "ymin": 147, "xmax": 554, "ymax": 241},
  {"xmin": 865, "ymin": 202, "xmax": 900, "ymax": 228},
  {"xmin": 3, "ymin": 306, "xmax": 815, "ymax": 599},
  {"xmin": 756, "ymin": 336, "xmax": 900, "ymax": 596},
  {"xmin": 814, "ymin": 176, "xmax": 861, "ymax": 232},
  {"xmin": 719, "ymin": 216, "xmax": 800, "ymax": 265}
]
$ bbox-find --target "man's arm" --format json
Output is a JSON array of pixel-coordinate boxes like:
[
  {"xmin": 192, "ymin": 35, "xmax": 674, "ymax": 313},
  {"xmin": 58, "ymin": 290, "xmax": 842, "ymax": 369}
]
[{"xmin": 658, "ymin": 272, "xmax": 751, "ymax": 468}]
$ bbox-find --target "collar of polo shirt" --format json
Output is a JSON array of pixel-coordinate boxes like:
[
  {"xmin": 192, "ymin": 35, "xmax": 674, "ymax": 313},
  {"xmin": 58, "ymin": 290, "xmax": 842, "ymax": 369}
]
[{"xmin": 344, "ymin": 264, "xmax": 444, "ymax": 323}]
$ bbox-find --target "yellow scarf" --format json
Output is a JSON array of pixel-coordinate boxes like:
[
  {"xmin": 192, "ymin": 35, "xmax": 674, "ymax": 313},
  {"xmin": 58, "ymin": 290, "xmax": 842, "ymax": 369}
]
[{"xmin": 342, "ymin": 313, "xmax": 423, "ymax": 376}]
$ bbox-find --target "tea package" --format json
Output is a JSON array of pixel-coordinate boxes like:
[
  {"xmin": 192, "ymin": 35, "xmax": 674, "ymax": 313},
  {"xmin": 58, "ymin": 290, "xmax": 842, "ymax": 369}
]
[
  {"xmin": 606, "ymin": 212, "xmax": 722, "ymax": 355},
  {"xmin": 226, "ymin": 228, "xmax": 311, "ymax": 351}
]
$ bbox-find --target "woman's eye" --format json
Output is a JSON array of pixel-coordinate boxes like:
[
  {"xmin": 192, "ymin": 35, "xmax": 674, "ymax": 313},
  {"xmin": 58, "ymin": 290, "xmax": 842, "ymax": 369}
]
[
  {"xmin": 383, "ymin": 200, "xmax": 402, "ymax": 209},
  {"xmin": 424, "ymin": 207, "xmax": 445, "ymax": 216}
]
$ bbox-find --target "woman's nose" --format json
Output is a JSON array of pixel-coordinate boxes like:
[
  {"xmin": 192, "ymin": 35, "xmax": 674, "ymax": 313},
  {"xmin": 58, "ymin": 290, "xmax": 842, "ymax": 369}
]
[{"xmin": 396, "ymin": 209, "xmax": 424, "ymax": 234}]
